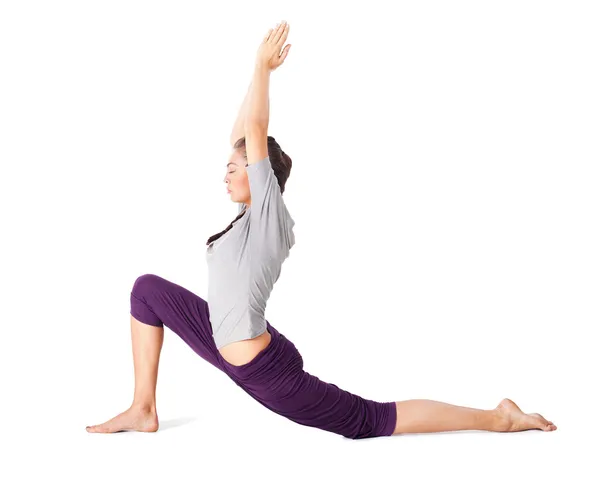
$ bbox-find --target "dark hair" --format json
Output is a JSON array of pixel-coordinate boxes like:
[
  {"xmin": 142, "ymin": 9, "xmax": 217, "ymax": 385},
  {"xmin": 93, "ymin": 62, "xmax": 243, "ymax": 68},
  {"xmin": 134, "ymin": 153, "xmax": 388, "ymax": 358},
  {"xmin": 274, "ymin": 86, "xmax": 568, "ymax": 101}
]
[{"xmin": 206, "ymin": 135, "xmax": 292, "ymax": 246}]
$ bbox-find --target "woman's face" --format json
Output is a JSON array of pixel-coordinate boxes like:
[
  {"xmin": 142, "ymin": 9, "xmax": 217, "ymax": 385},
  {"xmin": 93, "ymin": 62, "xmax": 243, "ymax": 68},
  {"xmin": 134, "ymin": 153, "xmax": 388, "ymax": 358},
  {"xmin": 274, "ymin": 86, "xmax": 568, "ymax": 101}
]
[{"xmin": 224, "ymin": 149, "xmax": 250, "ymax": 206}]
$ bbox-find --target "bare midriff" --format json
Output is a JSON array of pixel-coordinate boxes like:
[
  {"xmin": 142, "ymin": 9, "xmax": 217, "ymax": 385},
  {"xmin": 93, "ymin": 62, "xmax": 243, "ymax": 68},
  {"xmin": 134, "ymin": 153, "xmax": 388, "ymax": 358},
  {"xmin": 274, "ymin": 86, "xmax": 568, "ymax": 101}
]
[{"xmin": 218, "ymin": 329, "xmax": 272, "ymax": 367}]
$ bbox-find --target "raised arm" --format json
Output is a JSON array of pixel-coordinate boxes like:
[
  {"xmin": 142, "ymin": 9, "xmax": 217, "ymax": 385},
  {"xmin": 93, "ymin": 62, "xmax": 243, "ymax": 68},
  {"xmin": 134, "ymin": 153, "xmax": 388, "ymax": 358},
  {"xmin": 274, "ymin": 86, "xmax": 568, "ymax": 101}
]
[
  {"xmin": 229, "ymin": 80, "xmax": 269, "ymax": 148},
  {"xmin": 242, "ymin": 22, "xmax": 295, "ymax": 260},
  {"xmin": 244, "ymin": 21, "xmax": 291, "ymax": 165},
  {"xmin": 229, "ymin": 81, "xmax": 251, "ymax": 147}
]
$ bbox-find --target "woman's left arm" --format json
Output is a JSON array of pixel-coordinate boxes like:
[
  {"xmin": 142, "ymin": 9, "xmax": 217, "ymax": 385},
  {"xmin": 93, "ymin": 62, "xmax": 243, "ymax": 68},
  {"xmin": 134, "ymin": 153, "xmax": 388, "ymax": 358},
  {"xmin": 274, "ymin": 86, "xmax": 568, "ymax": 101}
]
[{"xmin": 245, "ymin": 21, "xmax": 291, "ymax": 166}]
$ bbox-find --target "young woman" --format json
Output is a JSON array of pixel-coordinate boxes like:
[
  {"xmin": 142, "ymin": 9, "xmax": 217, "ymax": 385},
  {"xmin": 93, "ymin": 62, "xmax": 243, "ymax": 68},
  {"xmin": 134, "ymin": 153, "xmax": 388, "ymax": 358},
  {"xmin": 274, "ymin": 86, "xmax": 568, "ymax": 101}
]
[{"xmin": 86, "ymin": 21, "xmax": 557, "ymax": 439}]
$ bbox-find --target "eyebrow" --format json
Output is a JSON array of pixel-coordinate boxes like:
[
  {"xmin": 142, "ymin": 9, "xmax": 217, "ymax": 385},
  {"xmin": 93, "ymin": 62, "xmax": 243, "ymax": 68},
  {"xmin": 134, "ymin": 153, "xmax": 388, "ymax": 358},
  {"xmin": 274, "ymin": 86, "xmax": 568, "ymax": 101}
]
[{"xmin": 227, "ymin": 162, "xmax": 237, "ymax": 167}]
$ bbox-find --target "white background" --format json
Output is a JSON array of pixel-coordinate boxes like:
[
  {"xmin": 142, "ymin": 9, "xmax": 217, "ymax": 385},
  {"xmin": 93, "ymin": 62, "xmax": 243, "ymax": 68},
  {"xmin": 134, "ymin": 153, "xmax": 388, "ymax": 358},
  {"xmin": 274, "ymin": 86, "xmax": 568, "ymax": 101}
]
[{"xmin": 1, "ymin": 1, "xmax": 598, "ymax": 478}]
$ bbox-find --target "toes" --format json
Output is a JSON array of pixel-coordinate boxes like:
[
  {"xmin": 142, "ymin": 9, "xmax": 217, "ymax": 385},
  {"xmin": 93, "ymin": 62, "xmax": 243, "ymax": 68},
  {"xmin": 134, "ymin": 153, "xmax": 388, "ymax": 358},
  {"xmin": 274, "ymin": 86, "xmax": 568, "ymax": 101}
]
[
  {"xmin": 86, "ymin": 424, "xmax": 108, "ymax": 433},
  {"xmin": 529, "ymin": 413, "xmax": 557, "ymax": 431},
  {"xmin": 532, "ymin": 420, "xmax": 547, "ymax": 431},
  {"xmin": 532, "ymin": 416, "xmax": 553, "ymax": 431}
]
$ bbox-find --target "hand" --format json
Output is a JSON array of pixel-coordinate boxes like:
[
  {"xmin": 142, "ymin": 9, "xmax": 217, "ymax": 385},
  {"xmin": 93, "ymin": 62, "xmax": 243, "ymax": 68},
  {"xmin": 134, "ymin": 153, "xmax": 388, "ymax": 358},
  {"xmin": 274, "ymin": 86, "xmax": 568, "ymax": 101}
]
[{"xmin": 255, "ymin": 20, "xmax": 291, "ymax": 72}]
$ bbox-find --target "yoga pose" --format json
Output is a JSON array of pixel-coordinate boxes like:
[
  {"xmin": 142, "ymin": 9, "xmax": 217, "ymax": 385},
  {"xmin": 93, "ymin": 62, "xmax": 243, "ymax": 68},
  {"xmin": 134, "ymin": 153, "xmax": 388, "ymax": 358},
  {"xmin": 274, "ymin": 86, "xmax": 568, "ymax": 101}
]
[{"xmin": 86, "ymin": 21, "xmax": 556, "ymax": 438}]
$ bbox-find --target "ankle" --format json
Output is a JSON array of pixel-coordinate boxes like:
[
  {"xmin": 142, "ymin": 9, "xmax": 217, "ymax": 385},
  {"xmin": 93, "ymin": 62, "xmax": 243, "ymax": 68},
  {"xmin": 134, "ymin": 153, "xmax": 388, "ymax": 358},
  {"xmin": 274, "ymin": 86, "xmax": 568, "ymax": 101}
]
[{"xmin": 131, "ymin": 401, "xmax": 157, "ymax": 414}]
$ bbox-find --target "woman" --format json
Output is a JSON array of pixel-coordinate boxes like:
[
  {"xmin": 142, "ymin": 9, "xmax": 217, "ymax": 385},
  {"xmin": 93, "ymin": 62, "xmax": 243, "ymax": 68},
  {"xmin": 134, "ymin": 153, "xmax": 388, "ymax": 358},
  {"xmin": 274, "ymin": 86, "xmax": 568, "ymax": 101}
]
[{"xmin": 86, "ymin": 21, "xmax": 557, "ymax": 439}]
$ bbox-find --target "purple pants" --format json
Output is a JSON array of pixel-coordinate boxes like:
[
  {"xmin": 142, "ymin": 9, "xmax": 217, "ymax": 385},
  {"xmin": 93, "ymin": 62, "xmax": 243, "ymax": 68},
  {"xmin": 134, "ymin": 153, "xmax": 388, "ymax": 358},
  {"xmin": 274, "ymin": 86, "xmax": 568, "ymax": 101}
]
[{"xmin": 130, "ymin": 274, "xmax": 397, "ymax": 440}]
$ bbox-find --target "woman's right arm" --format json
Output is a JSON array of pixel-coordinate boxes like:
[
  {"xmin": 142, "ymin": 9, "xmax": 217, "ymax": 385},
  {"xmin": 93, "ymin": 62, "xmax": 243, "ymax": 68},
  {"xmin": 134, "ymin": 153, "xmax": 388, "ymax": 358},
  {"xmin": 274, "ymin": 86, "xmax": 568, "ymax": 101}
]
[{"xmin": 230, "ymin": 80, "xmax": 270, "ymax": 147}]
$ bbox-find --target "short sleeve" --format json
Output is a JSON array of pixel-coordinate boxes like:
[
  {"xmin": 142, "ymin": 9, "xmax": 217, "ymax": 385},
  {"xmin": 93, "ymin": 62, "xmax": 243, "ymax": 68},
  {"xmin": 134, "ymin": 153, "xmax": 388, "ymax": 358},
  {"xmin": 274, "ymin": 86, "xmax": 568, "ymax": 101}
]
[{"xmin": 246, "ymin": 156, "xmax": 295, "ymax": 262}]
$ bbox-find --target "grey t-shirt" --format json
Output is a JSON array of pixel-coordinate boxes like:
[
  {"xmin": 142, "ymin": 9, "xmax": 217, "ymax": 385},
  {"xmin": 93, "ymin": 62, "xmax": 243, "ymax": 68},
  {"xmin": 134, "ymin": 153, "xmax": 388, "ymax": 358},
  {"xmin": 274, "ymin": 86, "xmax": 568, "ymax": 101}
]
[{"xmin": 206, "ymin": 155, "xmax": 296, "ymax": 349}]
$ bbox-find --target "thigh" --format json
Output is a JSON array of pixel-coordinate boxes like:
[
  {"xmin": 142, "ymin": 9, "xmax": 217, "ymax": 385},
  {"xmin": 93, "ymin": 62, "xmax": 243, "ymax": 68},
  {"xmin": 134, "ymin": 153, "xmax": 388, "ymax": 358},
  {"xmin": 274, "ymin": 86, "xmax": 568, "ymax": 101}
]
[
  {"xmin": 130, "ymin": 274, "xmax": 223, "ymax": 371},
  {"xmin": 274, "ymin": 369, "xmax": 397, "ymax": 439},
  {"xmin": 223, "ymin": 325, "xmax": 396, "ymax": 439}
]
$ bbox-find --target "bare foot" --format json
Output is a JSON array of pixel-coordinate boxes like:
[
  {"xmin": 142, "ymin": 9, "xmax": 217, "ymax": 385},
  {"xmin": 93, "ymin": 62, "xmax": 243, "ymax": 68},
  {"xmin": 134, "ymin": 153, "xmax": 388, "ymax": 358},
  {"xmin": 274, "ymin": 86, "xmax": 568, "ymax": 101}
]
[
  {"xmin": 86, "ymin": 405, "xmax": 159, "ymax": 433},
  {"xmin": 494, "ymin": 398, "xmax": 557, "ymax": 432}
]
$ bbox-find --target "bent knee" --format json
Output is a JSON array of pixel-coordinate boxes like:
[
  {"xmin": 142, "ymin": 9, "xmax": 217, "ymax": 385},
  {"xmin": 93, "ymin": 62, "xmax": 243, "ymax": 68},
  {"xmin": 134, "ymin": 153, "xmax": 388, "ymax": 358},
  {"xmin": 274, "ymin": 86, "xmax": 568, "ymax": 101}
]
[{"xmin": 132, "ymin": 274, "xmax": 165, "ymax": 297}]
